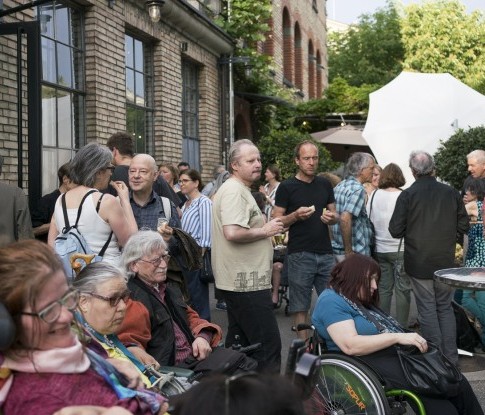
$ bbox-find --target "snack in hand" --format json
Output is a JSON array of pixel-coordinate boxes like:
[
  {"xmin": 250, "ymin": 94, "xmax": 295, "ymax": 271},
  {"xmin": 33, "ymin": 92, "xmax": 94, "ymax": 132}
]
[{"xmin": 308, "ymin": 205, "xmax": 315, "ymax": 213}]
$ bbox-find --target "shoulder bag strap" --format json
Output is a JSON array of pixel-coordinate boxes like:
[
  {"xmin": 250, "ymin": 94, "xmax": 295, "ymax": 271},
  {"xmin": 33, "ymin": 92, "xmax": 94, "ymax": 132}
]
[
  {"xmin": 95, "ymin": 192, "xmax": 113, "ymax": 257},
  {"xmin": 369, "ymin": 189, "xmax": 378, "ymax": 221},
  {"xmin": 160, "ymin": 196, "xmax": 172, "ymax": 222}
]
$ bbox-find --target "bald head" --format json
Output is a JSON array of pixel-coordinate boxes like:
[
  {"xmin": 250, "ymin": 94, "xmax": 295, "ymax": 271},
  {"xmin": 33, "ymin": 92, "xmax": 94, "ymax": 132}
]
[{"xmin": 129, "ymin": 153, "xmax": 158, "ymax": 194}]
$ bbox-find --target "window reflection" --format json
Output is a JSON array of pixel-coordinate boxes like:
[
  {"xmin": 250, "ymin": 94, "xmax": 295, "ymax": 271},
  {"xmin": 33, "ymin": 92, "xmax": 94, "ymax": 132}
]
[
  {"xmin": 57, "ymin": 44, "xmax": 73, "ymax": 87},
  {"xmin": 41, "ymin": 38, "xmax": 56, "ymax": 83}
]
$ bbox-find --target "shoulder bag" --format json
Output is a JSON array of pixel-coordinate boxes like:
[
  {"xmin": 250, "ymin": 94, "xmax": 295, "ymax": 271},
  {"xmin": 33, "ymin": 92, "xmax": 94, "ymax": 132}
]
[
  {"xmin": 194, "ymin": 197, "xmax": 214, "ymax": 283},
  {"xmin": 368, "ymin": 190, "xmax": 378, "ymax": 259}
]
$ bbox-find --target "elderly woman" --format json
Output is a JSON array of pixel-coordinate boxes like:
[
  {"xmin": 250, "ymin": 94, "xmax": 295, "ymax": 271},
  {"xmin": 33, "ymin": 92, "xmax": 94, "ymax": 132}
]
[
  {"xmin": 73, "ymin": 262, "xmax": 160, "ymax": 388},
  {"xmin": 117, "ymin": 230, "xmax": 222, "ymax": 368},
  {"xmin": 312, "ymin": 254, "xmax": 483, "ymax": 415},
  {"xmin": 48, "ymin": 143, "xmax": 137, "ymax": 267},
  {"xmin": 0, "ymin": 240, "xmax": 166, "ymax": 415}
]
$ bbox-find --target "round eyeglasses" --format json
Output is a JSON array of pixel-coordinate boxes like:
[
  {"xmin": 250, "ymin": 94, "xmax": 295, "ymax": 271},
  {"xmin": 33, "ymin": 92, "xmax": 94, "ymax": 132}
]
[
  {"xmin": 20, "ymin": 289, "xmax": 79, "ymax": 324},
  {"xmin": 138, "ymin": 253, "xmax": 171, "ymax": 266},
  {"xmin": 86, "ymin": 289, "xmax": 131, "ymax": 307}
]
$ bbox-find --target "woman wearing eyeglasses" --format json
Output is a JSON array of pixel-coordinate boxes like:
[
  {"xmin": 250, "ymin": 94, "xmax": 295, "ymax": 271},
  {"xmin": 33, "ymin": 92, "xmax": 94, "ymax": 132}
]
[
  {"xmin": 73, "ymin": 261, "xmax": 159, "ymax": 389},
  {"xmin": 179, "ymin": 169, "xmax": 212, "ymax": 320},
  {"xmin": 117, "ymin": 230, "xmax": 222, "ymax": 368},
  {"xmin": 48, "ymin": 143, "xmax": 138, "ymax": 268},
  {"xmin": 0, "ymin": 240, "xmax": 167, "ymax": 415}
]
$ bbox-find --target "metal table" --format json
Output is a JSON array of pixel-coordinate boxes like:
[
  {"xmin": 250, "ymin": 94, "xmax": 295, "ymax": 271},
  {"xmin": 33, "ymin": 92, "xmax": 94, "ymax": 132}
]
[{"xmin": 434, "ymin": 267, "xmax": 485, "ymax": 290}]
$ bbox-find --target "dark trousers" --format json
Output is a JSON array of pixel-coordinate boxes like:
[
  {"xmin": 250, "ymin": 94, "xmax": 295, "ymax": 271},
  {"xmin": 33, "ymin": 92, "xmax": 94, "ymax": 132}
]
[
  {"xmin": 185, "ymin": 268, "xmax": 211, "ymax": 321},
  {"xmin": 359, "ymin": 348, "xmax": 483, "ymax": 415},
  {"xmin": 222, "ymin": 289, "xmax": 282, "ymax": 373}
]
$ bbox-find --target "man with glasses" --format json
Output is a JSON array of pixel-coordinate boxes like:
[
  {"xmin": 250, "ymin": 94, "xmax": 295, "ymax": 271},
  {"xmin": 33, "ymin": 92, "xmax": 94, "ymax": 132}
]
[{"xmin": 331, "ymin": 152, "xmax": 376, "ymax": 262}]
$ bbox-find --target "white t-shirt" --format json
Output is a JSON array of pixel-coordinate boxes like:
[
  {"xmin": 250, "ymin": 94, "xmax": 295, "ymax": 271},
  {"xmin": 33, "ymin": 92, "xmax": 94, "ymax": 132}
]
[
  {"xmin": 366, "ymin": 189, "xmax": 403, "ymax": 253},
  {"xmin": 211, "ymin": 178, "xmax": 272, "ymax": 292}
]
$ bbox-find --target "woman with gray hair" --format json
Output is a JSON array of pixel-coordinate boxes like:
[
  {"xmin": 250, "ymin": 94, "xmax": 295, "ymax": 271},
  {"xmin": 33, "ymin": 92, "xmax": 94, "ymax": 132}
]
[
  {"xmin": 48, "ymin": 142, "xmax": 137, "ymax": 266},
  {"xmin": 117, "ymin": 230, "xmax": 222, "ymax": 368}
]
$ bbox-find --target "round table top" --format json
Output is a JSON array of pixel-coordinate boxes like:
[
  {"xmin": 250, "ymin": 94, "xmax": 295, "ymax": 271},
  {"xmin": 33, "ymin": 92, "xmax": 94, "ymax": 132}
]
[{"xmin": 434, "ymin": 267, "xmax": 485, "ymax": 289}]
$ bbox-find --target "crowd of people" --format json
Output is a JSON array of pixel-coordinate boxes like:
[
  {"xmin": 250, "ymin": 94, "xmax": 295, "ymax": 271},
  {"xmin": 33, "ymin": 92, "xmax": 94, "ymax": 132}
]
[{"xmin": 1, "ymin": 134, "xmax": 485, "ymax": 414}]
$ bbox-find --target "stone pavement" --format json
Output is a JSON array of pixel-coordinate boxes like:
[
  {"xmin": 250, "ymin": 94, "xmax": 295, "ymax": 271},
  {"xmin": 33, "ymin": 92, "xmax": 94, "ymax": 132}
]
[{"xmin": 208, "ymin": 284, "xmax": 485, "ymax": 411}]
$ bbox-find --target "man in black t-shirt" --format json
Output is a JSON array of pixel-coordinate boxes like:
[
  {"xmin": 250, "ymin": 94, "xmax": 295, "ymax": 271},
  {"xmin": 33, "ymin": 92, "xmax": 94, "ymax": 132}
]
[{"xmin": 273, "ymin": 140, "xmax": 339, "ymax": 339}]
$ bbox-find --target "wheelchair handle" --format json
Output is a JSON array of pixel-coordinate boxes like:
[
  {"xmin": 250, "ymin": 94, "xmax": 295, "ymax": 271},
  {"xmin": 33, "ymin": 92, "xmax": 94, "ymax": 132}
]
[
  {"xmin": 237, "ymin": 342, "xmax": 262, "ymax": 354},
  {"xmin": 295, "ymin": 323, "xmax": 314, "ymax": 332}
]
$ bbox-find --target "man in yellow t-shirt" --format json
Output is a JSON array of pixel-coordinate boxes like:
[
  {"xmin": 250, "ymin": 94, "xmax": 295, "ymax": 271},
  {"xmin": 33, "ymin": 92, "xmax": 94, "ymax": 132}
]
[{"xmin": 212, "ymin": 139, "xmax": 284, "ymax": 373}]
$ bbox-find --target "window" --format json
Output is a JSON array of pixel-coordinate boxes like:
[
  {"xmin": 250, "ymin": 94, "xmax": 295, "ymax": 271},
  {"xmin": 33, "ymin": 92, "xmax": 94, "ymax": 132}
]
[
  {"xmin": 182, "ymin": 60, "xmax": 200, "ymax": 170},
  {"xmin": 38, "ymin": 1, "xmax": 85, "ymax": 195},
  {"xmin": 125, "ymin": 34, "xmax": 153, "ymax": 154}
]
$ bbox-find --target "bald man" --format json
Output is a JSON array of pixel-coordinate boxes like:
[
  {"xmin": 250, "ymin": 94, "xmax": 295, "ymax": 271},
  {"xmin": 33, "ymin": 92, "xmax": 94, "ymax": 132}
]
[{"xmin": 467, "ymin": 150, "xmax": 485, "ymax": 179}]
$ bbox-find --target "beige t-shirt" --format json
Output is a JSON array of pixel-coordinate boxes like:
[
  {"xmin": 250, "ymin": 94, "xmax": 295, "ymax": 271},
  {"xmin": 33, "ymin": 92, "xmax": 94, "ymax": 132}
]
[{"xmin": 212, "ymin": 177, "xmax": 272, "ymax": 292}]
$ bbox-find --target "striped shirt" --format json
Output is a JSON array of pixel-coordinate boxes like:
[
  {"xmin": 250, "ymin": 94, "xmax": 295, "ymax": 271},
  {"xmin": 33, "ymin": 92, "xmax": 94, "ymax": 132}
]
[{"xmin": 181, "ymin": 195, "xmax": 212, "ymax": 248}]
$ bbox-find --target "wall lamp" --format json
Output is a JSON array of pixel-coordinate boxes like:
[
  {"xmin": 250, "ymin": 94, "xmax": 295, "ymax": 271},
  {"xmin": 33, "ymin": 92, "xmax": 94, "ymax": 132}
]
[{"xmin": 146, "ymin": 0, "xmax": 165, "ymax": 23}]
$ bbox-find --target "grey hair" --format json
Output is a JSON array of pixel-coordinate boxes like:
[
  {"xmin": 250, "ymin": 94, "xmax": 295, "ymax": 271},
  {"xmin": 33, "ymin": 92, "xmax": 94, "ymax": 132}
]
[
  {"xmin": 132, "ymin": 154, "xmax": 158, "ymax": 173},
  {"xmin": 409, "ymin": 151, "xmax": 434, "ymax": 177},
  {"xmin": 228, "ymin": 139, "xmax": 256, "ymax": 173},
  {"xmin": 467, "ymin": 150, "xmax": 485, "ymax": 164},
  {"xmin": 121, "ymin": 230, "xmax": 168, "ymax": 277},
  {"xmin": 212, "ymin": 164, "xmax": 225, "ymax": 179},
  {"xmin": 345, "ymin": 152, "xmax": 375, "ymax": 177},
  {"xmin": 73, "ymin": 262, "xmax": 127, "ymax": 294},
  {"xmin": 69, "ymin": 143, "xmax": 113, "ymax": 187}
]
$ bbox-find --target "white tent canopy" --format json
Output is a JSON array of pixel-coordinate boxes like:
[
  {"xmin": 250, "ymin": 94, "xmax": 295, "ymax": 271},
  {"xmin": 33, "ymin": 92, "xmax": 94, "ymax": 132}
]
[{"xmin": 362, "ymin": 72, "xmax": 485, "ymax": 186}]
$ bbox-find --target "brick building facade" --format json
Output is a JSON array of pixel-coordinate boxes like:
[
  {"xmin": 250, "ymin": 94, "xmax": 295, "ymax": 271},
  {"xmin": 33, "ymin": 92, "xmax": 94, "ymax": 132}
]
[{"xmin": 0, "ymin": 0, "xmax": 233, "ymax": 207}]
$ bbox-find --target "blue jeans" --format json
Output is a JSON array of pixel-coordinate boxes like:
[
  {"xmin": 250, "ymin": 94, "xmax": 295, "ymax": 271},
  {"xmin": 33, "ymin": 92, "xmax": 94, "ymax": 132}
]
[
  {"xmin": 287, "ymin": 251, "xmax": 335, "ymax": 313},
  {"xmin": 222, "ymin": 289, "xmax": 282, "ymax": 373},
  {"xmin": 409, "ymin": 277, "xmax": 457, "ymax": 364}
]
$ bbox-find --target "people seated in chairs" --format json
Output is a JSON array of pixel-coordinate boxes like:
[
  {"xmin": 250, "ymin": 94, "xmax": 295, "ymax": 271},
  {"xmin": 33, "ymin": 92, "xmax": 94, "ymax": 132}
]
[
  {"xmin": 311, "ymin": 254, "xmax": 483, "ymax": 415},
  {"xmin": 73, "ymin": 261, "xmax": 171, "ymax": 389},
  {"xmin": 117, "ymin": 230, "xmax": 222, "ymax": 367},
  {"xmin": 0, "ymin": 240, "xmax": 167, "ymax": 415}
]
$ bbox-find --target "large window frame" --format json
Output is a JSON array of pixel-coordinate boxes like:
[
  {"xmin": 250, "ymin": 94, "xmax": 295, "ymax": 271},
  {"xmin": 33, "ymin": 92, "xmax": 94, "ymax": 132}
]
[
  {"xmin": 125, "ymin": 34, "xmax": 154, "ymax": 154},
  {"xmin": 38, "ymin": 1, "xmax": 85, "ymax": 195},
  {"xmin": 182, "ymin": 59, "xmax": 200, "ymax": 170}
]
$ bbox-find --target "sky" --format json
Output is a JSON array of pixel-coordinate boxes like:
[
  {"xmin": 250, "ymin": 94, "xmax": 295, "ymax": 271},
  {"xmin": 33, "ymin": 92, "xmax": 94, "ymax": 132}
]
[{"xmin": 328, "ymin": 0, "xmax": 484, "ymax": 24}]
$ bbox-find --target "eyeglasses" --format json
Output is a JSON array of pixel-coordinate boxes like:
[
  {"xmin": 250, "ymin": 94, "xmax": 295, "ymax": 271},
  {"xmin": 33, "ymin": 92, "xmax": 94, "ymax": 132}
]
[
  {"xmin": 86, "ymin": 289, "xmax": 131, "ymax": 307},
  {"xmin": 20, "ymin": 289, "xmax": 79, "ymax": 324},
  {"xmin": 105, "ymin": 165, "xmax": 115, "ymax": 172},
  {"xmin": 178, "ymin": 179, "xmax": 193, "ymax": 184},
  {"xmin": 225, "ymin": 372, "xmax": 259, "ymax": 415},
  {"xmin": 138, "ymin": 253, "xmax": 171, "ymax": 266}
]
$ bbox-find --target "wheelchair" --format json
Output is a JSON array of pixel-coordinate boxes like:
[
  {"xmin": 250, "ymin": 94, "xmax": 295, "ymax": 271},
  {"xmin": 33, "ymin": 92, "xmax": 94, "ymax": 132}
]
[{"xmin": 288, "ymin": 326, "xmax": 427, "ymax": 415}]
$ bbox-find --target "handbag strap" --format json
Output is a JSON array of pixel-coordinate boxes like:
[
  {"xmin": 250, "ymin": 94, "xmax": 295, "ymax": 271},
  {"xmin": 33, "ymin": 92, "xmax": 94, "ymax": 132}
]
[
  {"xmin": 397, "ymin": 238, "xmax": 403, "ymax": 254},
  {"xmin": 368, "ymin": 189, "xmax": 378, "ymax": 221},
  {"xmin": 95, "ymin": 193, "xmax": 113, "ymax": 257}
]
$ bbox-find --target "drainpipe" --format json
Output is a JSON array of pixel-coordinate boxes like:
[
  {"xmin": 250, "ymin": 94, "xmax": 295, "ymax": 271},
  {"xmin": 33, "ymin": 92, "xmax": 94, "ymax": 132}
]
[{"xmin": 227, "ymin": 0, "xmax": 234, "ymax": 148}]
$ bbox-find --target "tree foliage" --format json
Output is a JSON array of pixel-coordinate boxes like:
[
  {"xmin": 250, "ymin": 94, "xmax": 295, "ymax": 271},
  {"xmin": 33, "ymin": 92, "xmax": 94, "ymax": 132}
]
[
  {"xmin": 328, "ymin": 1, "xmax": 404, "ymax": 86},
  {"xmin": 402, "ymin": 0, "xmax": 485, "ymax": 94},
  {"xmin": 434, "ymin": 126, "xmax": 485, "ymax": 189},
  {"xmin": 258, "ymin": 127, "xmax": 339, "ymax": 180}
]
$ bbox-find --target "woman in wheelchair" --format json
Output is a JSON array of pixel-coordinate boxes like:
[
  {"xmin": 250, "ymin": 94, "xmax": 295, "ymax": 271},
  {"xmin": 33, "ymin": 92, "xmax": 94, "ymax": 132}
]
[
  {"xmin": 312, "ymin": 254, "xmax": 482, "ymax": 415},
  {"xmin": 0, "ymin": 240, "xmax": 167, "ymax": 415}
]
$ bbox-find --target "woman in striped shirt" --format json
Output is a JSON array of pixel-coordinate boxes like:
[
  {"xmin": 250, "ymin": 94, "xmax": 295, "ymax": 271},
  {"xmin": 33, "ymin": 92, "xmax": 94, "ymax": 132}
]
[{"xmin": 179, "ymin": 169, "xmax": 213, "ymax": 321}]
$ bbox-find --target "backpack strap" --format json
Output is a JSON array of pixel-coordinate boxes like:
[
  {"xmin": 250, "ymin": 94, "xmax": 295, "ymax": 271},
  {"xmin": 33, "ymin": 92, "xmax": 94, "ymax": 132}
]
[
  {"xmin": 61, "ymin": 193, "xmax": 71, "ymax": 232},
  {"xmin": 73, "ymin": 190, "xmax": 98, "ymax": 228},
  {"xmin": 160, "ymin": 196, "xmax": 172, "ymax": 222},
  {"xmin": 95, "ymin": 192, "xmax": 113, "ymax": 258}
]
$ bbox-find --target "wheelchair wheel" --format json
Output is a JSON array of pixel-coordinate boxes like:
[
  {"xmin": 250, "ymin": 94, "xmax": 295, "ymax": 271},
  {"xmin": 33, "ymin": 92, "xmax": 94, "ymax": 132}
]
[
  {"xmin": 154, "ymin": 374, "xmax": 191, "ymax": 397},
  {"xmin": 305, "ymin": 354, "xmax": 391, "ymax": 415}
]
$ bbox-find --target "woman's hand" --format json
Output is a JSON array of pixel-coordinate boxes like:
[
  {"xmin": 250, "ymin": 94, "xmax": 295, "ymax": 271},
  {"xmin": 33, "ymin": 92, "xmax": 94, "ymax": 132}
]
[
  {"xmin": 127, "ymin": 346, "xmax": 160, "ymax": 370},
  {"xmin": 110, "ymin": 181, "xmax": 129, "ymax": 200},
  {"xmin": 395, "ymin": 332, "xmax": 428, "ymax": 353},
  {"xmin": 107, "ymin": 358, "xmax": 144, "ymax": 390},
  {"xmin": 192, "ymin": 337, "xmax": 212, "ymax": 360}
]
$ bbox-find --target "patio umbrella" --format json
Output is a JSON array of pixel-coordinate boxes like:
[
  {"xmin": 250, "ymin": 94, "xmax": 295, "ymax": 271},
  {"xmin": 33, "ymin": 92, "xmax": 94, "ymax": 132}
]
[{"xmin": 363, "ymin": 72, "xmax": 485, "ymax": 186}]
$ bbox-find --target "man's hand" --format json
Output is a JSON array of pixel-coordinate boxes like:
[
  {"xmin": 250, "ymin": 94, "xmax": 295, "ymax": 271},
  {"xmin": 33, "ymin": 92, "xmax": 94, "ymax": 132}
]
[
  {"xmin": 157, "ymin": 224, "xmax": 173, "ymax": 242},
  {"xmin": 321, "ymin": 208, "xmax": 339, "ymax": 225},
  {"xmin": 192, "ymin": 337, "xmax": 212, "ymax": 360},
  {"xmin": 294, "ymin": 206, "xmax": 315, "ymax": 221},
  {"xmin": 262, "ymin": 218, "xmax": 284, "ymax": 237}
]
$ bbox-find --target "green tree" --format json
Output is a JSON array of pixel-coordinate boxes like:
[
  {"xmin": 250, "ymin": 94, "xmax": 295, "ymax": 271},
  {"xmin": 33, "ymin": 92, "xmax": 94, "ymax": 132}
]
[
  {"xmin": 258, "ymin": 127, "xmax": 339, "ymax": 180},
  {"xmin": 434, "ymin": 126, "xmax": 485, "ymax": 189},
  {"xmin": 402, "ymin": 0, "xmax": 485, "ymax": 94},
  {"xmin": 328, "ymin": 1, "xmax": 404, "ymax": 86}
]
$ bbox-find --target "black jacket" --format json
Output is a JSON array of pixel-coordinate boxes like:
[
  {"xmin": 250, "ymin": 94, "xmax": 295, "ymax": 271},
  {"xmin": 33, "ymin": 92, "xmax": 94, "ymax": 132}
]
[
  {"xmin": 128, "ymin": 276, "xmax": 195, "ymax": 366},
  {"xmin": 389, "ymin": 176, "xmax": 469, "ymax": 279}
]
